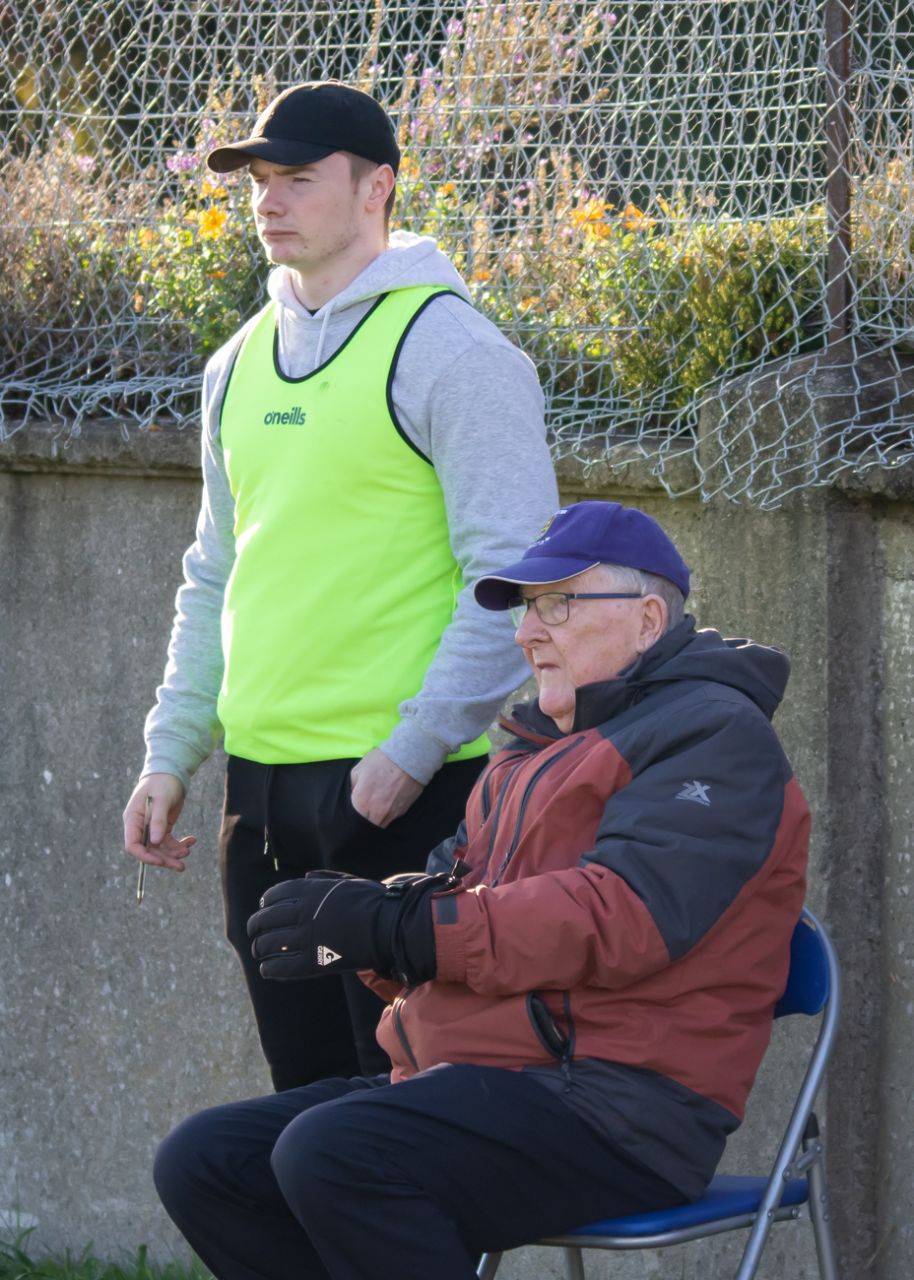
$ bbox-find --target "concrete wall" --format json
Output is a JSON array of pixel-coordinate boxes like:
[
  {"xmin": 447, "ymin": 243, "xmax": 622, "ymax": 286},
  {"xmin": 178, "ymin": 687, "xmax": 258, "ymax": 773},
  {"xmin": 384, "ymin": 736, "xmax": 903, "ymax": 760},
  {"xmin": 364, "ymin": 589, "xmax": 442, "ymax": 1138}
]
[{"xmin": 1, "ymin": 415, "xmax": 912, "ymax": 1278}]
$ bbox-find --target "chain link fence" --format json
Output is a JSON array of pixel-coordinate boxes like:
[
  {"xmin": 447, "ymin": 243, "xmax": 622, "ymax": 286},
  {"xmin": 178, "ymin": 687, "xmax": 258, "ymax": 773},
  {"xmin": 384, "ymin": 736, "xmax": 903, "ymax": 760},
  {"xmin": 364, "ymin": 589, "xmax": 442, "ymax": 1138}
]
[{"xmin": 2, "ymin": 0, "xmax": 912, "ymax": 505}]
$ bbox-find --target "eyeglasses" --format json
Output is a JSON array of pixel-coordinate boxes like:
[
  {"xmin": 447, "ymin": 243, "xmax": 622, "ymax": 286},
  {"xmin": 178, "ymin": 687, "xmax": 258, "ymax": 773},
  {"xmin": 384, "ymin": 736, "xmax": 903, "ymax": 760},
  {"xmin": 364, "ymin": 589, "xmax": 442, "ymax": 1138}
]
[{"xmin": 508, "ymin": 591, "xmax": 642, "ymax": 628}]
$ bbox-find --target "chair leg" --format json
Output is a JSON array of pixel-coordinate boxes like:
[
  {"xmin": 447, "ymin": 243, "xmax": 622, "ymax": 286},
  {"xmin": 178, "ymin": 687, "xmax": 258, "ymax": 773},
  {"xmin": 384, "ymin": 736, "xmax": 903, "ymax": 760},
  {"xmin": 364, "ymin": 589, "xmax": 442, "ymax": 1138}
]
[
  {"xmin": 476, "ymin": 1251, "xmax": 503, "ymax": 1279},
  {"xmin": 563, "ymin": 1245, "xmax": 587, "ymax": 1280},
  {"xmin": 805, "ymin": 1133, "xmax": 839, "ymax": 1280}
]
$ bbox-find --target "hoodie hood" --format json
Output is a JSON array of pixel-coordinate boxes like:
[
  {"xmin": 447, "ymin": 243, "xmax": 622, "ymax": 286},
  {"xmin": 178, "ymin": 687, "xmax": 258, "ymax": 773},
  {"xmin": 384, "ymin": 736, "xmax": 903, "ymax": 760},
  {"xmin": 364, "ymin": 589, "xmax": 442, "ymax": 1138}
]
[
  {"xmin": 631, "ymin": 620, "xmax": 790, "ymax": 720},
  {"xmin": 268, "ymin": 231, "xmax": 472, "ymax": 369},
  {"xmin": 268, "ymin": 230, "xmax": 472, "ymax": 313},
  {"xmin": 507, "ymin": 618, "xmax": 791, "ymax": 741}
]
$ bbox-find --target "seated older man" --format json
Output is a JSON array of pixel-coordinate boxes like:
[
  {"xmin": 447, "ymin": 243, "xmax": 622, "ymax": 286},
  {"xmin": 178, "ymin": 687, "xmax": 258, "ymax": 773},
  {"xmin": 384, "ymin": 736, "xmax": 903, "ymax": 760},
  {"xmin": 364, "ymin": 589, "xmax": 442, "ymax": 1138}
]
[{"xmin": 154, "ymin": 500, "xmax": 809, "ymax": 1280}]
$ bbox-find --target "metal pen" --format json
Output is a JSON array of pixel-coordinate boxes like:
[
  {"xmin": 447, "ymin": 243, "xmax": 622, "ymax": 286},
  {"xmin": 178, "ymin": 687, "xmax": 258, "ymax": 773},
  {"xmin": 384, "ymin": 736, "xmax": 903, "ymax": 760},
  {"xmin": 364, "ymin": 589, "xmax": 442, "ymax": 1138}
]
[{"xmin": 136, "ymin": 794, "xmax": 152, "ymax": 904}]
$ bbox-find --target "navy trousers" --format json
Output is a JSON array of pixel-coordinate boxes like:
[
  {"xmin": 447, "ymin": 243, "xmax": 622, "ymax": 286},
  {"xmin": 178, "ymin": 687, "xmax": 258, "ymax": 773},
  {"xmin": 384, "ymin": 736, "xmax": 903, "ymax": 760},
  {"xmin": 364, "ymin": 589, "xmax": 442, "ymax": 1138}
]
[{"xmin": 154, "ymin": 1065, "xmax": 686, "ymax": 1280}]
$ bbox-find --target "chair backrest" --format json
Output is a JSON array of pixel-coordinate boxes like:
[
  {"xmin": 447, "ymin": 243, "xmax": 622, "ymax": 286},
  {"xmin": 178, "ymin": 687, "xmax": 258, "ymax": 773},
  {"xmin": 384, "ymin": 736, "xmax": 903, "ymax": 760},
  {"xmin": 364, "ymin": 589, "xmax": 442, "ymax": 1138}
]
[
  {"xmin": 752, "ymin": 906, "xmax": 839, "ymax": 1244},
  {"xmin": 732, "ymin": 906, "xmax": 841, "ymax": 1279},
  {"xmin": 774, "ymin": 909, "xmax": 831, "ymax": 1018}
]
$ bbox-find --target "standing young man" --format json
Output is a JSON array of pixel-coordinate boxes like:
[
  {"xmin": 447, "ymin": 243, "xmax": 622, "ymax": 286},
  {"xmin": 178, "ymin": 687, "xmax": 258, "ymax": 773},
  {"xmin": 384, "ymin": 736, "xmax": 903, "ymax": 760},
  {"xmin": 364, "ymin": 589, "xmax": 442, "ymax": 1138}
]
[{"xmin": 122, "ymin": 81, "xmax": 558, "ymax": 1090}]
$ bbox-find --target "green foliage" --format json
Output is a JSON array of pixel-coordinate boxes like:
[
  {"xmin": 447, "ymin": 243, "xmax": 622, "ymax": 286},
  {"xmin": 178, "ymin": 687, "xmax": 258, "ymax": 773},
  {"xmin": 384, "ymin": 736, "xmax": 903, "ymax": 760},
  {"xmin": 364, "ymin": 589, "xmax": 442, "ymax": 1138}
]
[
  {"xmin": 0, "ymin": 1231, "xmax": 208, "ymax": 1280},
  {"xmin": 0, "ymin": 6, "xmax": 909, "ymax": 427},
  {"xmin": 436, "ymin": 186, "xmax": 828, "ymax": 425},
  {"xmin": 597, "ymin": 206, "xmax": 828, "ymax": 411},
  {"xmin": 852, "ymin": 156, "xmax": 914, "ymax": 350},
  {"xmin": 0, "ymin": 94, "xmax": 267, "ymax": 419},
  {"xmin": 124, "ymin": 93, "xmax": 266, "ymax": 361},
  {"xmin": 378, "ymin": 4, "xmax": 832, "ymax": 424},
  {"xmin": 0, "ymin": 133, "xmax": 134, "ymax": 387}
]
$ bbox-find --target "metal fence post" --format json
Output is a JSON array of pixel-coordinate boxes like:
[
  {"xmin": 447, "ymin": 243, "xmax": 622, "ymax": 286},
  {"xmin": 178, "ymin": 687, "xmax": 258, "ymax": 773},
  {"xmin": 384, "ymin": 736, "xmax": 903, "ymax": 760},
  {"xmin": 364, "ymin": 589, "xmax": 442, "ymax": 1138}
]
[{"xmin": 824, "ymin": 0, "xmax": 853, "ymax": 355}]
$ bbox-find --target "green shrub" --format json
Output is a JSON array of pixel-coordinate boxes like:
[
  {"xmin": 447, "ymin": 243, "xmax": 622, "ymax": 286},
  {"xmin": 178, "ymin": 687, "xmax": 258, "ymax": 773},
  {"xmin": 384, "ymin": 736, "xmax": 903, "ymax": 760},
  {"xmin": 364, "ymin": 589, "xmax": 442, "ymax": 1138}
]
[
  {"xmin": 0, "ymin": 15, "xmax": 909, "ymax": 428},
  {"xmin": 124, "ymin": 91, "xmax": 265, "ymax": 362}
]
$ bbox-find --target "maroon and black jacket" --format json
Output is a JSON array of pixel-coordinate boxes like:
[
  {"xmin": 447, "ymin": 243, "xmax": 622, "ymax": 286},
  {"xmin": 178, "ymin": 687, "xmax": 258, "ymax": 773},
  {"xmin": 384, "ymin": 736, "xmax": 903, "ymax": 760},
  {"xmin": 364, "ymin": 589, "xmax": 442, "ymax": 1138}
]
[{"xmin": 374, "ymin": 618, "xmax": 808, "ymax": 1135}]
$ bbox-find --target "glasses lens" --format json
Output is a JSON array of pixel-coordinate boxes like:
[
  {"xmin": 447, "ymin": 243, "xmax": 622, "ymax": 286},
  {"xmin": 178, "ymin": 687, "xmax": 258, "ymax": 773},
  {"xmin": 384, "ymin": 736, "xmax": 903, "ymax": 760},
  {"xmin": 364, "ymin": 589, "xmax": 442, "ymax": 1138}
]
[
  {"xmin": 534, "ymin": 593, "xmax": 569, "ymax": 624},
  {"xmin": 508, "ymin": 599, "xmax": 528, "ymax": 629}
]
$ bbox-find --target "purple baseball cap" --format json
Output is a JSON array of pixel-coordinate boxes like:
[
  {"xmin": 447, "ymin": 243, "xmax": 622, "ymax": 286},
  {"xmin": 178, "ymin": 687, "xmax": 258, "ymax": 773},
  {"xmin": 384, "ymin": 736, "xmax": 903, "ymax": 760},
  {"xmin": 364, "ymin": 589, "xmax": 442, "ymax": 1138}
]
[{"xmin": 474, "ymin": 501, "xmax": 690, "ymax": 609}]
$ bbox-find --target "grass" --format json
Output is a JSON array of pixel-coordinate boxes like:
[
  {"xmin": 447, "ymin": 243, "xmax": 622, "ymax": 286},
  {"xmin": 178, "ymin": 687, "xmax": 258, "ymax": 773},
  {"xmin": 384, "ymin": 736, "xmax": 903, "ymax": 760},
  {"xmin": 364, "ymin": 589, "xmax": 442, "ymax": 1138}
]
[{"xmin": 0, "ymin": 1233, "xmax": 209, "ymax": 1280}]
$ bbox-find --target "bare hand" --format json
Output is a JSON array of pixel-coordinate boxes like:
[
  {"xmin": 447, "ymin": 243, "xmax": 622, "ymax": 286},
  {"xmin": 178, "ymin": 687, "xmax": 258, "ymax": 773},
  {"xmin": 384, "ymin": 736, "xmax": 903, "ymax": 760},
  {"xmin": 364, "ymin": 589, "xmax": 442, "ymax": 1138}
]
[
  {"xmin": 350, "ymin": 749, "xmax": 424, "ymax": 829},
  {"xmin": 123, "ymin": 772, "xmax": 196, "ymax": 872}
]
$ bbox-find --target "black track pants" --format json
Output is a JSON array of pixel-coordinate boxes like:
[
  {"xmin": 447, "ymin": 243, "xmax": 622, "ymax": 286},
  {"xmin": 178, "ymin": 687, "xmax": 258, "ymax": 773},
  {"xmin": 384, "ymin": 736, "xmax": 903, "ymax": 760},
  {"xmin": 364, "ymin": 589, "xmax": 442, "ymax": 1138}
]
[
  {"xmin": 220, "ymin": 755, "xmax": 484, "ymax": 1090},
  {"xmin": 154, "ymin": 1065, "xmax": 686, "ymax": 1280}
]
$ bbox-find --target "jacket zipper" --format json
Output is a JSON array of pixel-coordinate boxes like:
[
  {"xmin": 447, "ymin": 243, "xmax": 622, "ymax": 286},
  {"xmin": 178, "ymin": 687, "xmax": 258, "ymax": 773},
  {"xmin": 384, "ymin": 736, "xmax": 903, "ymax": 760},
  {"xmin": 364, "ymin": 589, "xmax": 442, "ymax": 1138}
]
[
  {"xmin": 560, "ymin": 990, "xmax": 577, "ymax": 1091},
  {"xmin": 477, "ymin": 757, "xmax": 528, "ymax": 880},
  {"xmin": 490, "ymin": 737, "xmax": 583, "ymax": 886},
  {"xmin": 480, "ymin": 750, "xmax": 528, "ymax": 821}
]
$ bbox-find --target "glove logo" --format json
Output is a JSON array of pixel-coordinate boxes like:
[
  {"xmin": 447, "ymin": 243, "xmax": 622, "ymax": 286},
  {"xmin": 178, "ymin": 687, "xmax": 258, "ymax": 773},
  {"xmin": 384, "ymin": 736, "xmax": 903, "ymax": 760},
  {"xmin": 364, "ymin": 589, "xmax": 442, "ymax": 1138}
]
[{"xmin": 316, "ymin": 945, "xmax": 342, "ymax": 966}]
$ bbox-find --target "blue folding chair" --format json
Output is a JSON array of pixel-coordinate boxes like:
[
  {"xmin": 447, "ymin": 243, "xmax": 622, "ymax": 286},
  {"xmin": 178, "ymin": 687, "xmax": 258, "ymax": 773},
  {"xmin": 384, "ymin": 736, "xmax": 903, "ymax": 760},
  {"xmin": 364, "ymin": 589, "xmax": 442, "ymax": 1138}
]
[{"xmin": 477, "ymin": 907, "xmax": 841, "ymax": 1280}]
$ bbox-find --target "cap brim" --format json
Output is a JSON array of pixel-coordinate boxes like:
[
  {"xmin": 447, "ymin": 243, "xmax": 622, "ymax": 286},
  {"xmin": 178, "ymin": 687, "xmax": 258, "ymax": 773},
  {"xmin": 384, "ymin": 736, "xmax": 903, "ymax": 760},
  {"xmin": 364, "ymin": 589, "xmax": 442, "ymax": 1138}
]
[
  {"xmin": 206, "ymin": 138, "xmax": 337, "ymax": 173},
  {"xmin": 474, "ymin": 558, "xmax": 602, "ymax": 610}
]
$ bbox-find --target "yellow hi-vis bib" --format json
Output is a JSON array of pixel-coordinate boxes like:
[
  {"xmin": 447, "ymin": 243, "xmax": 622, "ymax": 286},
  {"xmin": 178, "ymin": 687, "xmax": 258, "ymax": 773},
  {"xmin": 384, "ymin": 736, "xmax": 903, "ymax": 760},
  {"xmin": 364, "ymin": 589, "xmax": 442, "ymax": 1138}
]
[{"xmin": 216, "ymin": 286, "xmax": 489, "ymax": 766}]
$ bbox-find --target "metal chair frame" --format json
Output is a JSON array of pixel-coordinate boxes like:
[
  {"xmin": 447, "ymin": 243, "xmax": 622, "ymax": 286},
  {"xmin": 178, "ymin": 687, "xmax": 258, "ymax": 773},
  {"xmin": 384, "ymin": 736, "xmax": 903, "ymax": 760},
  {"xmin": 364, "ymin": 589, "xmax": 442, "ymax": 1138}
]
[{"xmin": 477, "ymin": 907, "xmax": 841, "ymax": 1280}]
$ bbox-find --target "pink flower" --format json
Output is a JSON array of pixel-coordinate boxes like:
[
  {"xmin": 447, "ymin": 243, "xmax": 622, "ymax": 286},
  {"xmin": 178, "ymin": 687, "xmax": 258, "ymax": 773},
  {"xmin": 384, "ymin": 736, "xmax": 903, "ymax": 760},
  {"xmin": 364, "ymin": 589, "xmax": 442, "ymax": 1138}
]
[
  {"xmin": 447, "ymin": 18, "xmax": 464, "ymax": 36},
  {"xmin": 75, "ymin": 154, "xmax": 95, "ymax": 175},
  {"xmin": 166, "ymin": 151, "xmax": 198, "ymax": 173}
]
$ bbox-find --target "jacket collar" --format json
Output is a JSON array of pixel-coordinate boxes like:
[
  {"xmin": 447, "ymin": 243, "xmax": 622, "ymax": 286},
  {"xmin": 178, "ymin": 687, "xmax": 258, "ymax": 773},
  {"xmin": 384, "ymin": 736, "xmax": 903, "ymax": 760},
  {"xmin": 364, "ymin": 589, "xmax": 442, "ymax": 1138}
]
[
  {"xmin": 504, "ymin": 617, "xmax": 698, "ymax": 741},
  {"xmin": 571, "ymin": 616, "xmax": 697, "ymax": 730}
]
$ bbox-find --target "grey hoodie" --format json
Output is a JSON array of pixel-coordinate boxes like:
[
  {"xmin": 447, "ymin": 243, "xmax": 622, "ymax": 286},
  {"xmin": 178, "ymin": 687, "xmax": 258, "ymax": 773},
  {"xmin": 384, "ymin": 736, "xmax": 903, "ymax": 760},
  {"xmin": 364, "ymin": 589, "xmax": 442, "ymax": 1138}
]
[{"xmin": 142, "ymin": 232, "xmax": 559, "ymax": 788}]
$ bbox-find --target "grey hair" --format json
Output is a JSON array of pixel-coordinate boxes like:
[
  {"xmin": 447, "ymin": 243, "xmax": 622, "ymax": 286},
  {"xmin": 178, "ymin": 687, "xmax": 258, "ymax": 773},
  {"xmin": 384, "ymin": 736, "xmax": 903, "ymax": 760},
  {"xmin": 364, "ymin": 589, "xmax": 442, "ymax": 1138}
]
[{"xmin": 596, "ymin": 562, "xmax": 686, "ymax": 630}]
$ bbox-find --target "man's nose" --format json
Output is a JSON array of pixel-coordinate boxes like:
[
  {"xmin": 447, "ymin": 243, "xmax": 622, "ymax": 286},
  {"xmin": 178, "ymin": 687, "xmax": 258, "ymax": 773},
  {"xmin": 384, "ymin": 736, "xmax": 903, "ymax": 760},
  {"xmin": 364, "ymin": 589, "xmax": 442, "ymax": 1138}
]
[
  {"xmin": 254, "ymin": 179, "xmax": 282, "ymax": 214},
  {"xmin": 514, "ymin": 604, "xmax": 547, "ymax": 646}
]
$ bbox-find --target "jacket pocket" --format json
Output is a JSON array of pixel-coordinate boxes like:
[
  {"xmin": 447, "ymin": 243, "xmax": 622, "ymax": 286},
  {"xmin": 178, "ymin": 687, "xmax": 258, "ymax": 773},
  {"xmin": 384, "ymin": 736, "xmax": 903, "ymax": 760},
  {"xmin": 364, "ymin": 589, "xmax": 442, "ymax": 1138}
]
[
  {"xmin": 526, "ymin": 991, "xmax": 571, "ymax": 1061},
  {"xmin": 391, "ymin": 991, "xmax": 420, "ymax": 1072}
]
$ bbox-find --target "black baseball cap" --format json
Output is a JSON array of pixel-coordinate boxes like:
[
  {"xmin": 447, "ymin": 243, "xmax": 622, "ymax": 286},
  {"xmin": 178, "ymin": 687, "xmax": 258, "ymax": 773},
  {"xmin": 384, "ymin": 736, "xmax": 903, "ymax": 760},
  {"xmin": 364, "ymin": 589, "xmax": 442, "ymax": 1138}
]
[{"xmin": 206, "ymin": 81, "xmax": 401, "ymax": 175}]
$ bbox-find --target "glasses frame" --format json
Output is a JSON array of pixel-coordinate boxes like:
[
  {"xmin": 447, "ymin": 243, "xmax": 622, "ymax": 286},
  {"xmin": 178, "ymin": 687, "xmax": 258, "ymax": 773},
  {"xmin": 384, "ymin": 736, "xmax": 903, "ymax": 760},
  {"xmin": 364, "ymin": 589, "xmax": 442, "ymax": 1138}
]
[{"xmin": 508, "ymin": 591, "xmax": 643, "ymax": 627}]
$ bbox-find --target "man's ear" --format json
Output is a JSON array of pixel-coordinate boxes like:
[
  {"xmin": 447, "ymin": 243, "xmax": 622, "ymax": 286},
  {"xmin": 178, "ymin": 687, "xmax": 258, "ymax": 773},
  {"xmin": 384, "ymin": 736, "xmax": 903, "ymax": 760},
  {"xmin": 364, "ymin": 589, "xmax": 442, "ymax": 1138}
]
[
  {"xmin": 636, "ymin": 594, "xmax": 668, "ymax": 652},
  {"xmin": 364, "ymin": 163, "xmax": 395, "ymax": 215}
]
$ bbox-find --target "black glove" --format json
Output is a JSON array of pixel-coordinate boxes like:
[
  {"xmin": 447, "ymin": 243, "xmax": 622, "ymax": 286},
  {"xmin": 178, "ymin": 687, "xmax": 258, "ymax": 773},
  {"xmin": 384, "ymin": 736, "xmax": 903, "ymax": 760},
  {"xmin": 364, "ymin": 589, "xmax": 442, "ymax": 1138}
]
[{"xmin": 247, "ymin": 869, "xmax": 458, "ymax": 986}]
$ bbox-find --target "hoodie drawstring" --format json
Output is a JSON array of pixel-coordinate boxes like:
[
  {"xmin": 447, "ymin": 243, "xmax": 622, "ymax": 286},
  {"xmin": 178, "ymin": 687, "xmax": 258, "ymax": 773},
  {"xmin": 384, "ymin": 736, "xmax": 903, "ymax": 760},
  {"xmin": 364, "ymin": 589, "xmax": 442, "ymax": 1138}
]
[{"xmin": 312, "ymin": 299, "xmax": 334, "ymax": 370}]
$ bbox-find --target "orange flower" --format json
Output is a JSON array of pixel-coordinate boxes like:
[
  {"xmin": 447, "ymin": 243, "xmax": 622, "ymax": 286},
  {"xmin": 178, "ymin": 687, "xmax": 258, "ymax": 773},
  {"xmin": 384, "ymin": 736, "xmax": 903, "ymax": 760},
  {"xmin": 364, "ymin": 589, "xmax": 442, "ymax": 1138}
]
[
  {"xmin": 473, "ymin": 268, "xmax": 491, "ymax": 281},
  {"xmin": 439, "ymin": 181, "xmax": 457, "ymax": 197},
  {"xmin": 569, "ymin": 198, "xmax": 614, "ymax": 239},
  {"xmin": 620, "ymin": 202, "xmax": 657, "ymax": 231},
  {"xmin": 198, "ymin": 206, "xmax": 229, "ymax": 239}
]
